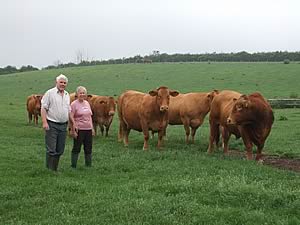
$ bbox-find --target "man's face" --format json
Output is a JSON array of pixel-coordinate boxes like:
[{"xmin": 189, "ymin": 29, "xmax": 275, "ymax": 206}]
[{"xmin": 56, "ymin": 79, "xmax": 67, "ymax": 92}]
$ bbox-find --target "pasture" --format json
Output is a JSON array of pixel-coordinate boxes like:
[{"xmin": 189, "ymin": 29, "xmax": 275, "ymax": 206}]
[{"xmin": 0, "ymin": 62, "xmax": 299, "ymax": 224}]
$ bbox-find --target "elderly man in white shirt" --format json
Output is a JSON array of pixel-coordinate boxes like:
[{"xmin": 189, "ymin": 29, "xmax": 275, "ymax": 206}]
[{"xmin": 41, "ymin": 74, "xmax": 73, "ymax": 171}]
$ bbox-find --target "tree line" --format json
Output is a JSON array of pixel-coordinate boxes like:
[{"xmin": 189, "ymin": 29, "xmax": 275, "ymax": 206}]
[
  {"xmin": 1, "ymin": 51, "xmax": 299, "ymax": 75},
  {"xmin": 0, "ymin": 65, "xmax": 39, "ymax": 75}
]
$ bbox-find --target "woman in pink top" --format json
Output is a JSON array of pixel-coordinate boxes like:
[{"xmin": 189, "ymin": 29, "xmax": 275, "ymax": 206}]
[{"xmin": 70, "ymin": 86, "xmax": 94, "ymax": 168}]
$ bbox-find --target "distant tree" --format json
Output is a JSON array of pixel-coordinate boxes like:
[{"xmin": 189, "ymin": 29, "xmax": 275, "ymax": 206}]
[
  {"xmin": 0, "ymin": 65, "xmax": 18, "ymax": 75},
  {"xmin": 19, "ymin": 65, "xmax": 39, "ymax": 72}
]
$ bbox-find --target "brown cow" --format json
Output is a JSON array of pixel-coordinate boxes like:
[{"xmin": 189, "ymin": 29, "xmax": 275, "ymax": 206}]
[
  {"xmin": 227, "ymin": 92, "xmax": 274, "ymax": 160},
  {"xmin": 26, "ymin": 94, "xmax": 43, "ymax": 125},
  {"xmin": 208, "ymin": 90, "xmax": 274, "ymax": 160},
  {"xmin": 168, "ymin": 90, "xmax": 219, "ymax": 143},
  {"xmin": 89, "ymin": 95, "xmax": 116, "ymax": 137},
  {"xmin": 118, "ymin": 86, "xmax": 179, "ymax": 150}
]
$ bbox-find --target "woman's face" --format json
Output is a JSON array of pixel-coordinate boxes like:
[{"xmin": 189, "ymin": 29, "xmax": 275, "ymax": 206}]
[{"xmin": 77, "ymin": 90, "xmax": 86, "ymax": 101}]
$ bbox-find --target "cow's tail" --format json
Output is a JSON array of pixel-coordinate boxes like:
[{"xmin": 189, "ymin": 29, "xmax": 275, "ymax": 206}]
[
  {"xmin": 215, "ymin": 125, "xmax": 220, "ymax": 147},
  {"xmin": 117, "ymin": 95, "xmax": 123, "ymax": 141}
]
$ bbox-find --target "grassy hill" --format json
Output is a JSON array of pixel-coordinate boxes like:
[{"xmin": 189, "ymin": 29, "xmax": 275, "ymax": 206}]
[{"xmin": 0, "ymin": 63, "xmax": 299, "ymax": 224}]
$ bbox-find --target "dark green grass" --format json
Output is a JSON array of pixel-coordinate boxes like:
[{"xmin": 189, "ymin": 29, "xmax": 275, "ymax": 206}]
[{"xmin": 0, "ymin": 63, "xmax": 299, "ymax": 224}]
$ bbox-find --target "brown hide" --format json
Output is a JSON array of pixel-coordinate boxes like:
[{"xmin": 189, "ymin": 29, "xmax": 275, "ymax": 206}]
[
  {"xmin": 26, "ymin": 94, "xmax": 43, "ymax": 125},
  {"xmin": 118, "ymin": 87, "xmax": 179, "ymax": 150},
  {"xmin": 89, "ymin": 95, "xmax": 116, "ymax": 137},
  {"xmin": 227, "ymin": 92, "xmax": 274, "ymax": 160},
  {"xmin": 69, "ymin": 92, "xmax": 76, "ymax": 103},
  {"xmin": 168, "ymin": 90, "xmax": 219, "ymax": 143},
  {"xmin": 207, "ymin": 90, "xmax": 242, "ymax": 155}
]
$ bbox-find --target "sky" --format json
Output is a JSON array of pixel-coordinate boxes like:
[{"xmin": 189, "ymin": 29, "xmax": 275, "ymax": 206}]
[{"xmin": 1, "ymin": 0, "xmax": 300, "ymax": 68}]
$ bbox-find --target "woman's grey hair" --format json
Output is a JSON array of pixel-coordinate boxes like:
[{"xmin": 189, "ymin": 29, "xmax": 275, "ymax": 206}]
[
  {"xmin": 76, "ymin": 86, "xmax": 87, "ymax": 95},
  {"xmin": 56, "ymin": 74, "xmax": 68, "ymax": 83}
]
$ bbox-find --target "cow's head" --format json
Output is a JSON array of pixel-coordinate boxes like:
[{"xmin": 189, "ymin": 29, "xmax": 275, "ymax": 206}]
[
  {"xmin": 34, "ymin": 95, "xmax": 43, "ymax": 114},
  {"xmin": 227, "ymin": 94, "xmax": 254, "ymax": 125},
  {"xmin": 149, "ymin": 86, "xmax": 179, "ymax": 112},
  {"xmin": 107, "ymin": 97, "xmax": 116, "ymax": 116}
]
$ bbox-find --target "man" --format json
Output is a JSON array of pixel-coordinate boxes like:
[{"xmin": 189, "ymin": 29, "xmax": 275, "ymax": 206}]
[{"xmin": 41, "ymin": 74, "xmax": 72, "ymax": 171}]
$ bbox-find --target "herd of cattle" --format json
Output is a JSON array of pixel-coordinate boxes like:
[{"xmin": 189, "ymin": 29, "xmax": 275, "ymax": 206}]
[{"xmin": 26, "ymin": 86, "xmax": 274, "ymax": 161}]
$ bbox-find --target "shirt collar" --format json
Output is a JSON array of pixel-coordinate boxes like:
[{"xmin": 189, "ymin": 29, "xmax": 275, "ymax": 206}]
[{"xmin": 56, "ymin": 87, "xmax": 67, "ymax": 95}]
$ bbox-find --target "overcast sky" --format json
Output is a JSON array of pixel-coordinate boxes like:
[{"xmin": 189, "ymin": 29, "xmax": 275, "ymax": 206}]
[{"xmin": 1, "ymin": 0, "xmax": 299, "ymax": 68}]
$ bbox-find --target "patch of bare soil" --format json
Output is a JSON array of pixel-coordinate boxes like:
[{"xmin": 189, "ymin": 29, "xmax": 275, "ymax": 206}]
[{"xmin": 228, "ymin": 150, "xmax": 300, "ymax": 173}]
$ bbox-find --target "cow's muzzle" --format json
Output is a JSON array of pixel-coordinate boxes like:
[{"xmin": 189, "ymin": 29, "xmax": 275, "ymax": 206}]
[
  {"xmin": 160, "ymin": 105, "xmax": 169, "ymax": 112},
  {"xmin": 108, "ymin": 111, "xmax": 115, "ymax": 116}
]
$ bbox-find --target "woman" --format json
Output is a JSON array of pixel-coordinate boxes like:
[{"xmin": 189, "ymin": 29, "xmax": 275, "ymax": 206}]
[{"xmin": 70, "ymin": 86, "xmax": 94, "ymax": 168}]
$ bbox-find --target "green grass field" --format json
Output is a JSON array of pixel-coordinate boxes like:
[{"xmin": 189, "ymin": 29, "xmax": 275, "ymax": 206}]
[{"xmin": 0, "ymin": 63, "xmax": 299, "ymax": 224}]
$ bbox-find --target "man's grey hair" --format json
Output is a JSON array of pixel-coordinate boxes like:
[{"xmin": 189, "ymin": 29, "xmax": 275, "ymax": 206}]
[
  {"xmin": 56, "ymin": 74, "xmax": 68, "ymax": 83},
  {"xmin": 76, "ymin": 86, "xmax": 87, "ymax": 95}
]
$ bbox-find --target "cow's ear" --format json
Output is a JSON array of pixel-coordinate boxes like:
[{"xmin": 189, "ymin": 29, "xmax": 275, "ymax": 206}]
[
  {"xmin": 170, "ymin": 90, "xmax": 179, "ymax": 97},
  {"xmin": 149, "ymin": 90, "xmax": 158, "ymax": 96},
  {"xmin": 213, "ymin": 89, "xmax": 219, "ymax": 95},
  {"xmin": 240, "ymin": 94, "xmax": 249, "ymax": 100}
]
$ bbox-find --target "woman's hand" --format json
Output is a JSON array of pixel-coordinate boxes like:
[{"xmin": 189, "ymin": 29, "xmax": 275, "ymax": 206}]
[{"xmin": 71, "ymin": 126, "xmax": 78, "ymax": 139}]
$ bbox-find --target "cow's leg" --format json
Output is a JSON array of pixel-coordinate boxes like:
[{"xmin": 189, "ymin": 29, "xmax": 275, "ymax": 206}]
[
  {"xmin": 222, "ymin": 127, "xmax": 231, "ymax": 155},
  {"xmin": 99, "ymin": 124, "xmax": 104, "ymax": 136},
  {"xmin": 207, "ymin": 121, "xmax": 219, "ymax": 153},
  {"xmin": 190, "ymin": 118, "xmax": 202, "ymax": 144},
  {"xmin": 34, "ymin": 114, "xmax": 38, "ymax": 125},
  {"xmin": 93, "ymin": 123, "xmax": 97, "ymax": 136},
  {"xmin": 105, "ymin": 125, "xmax": 110, "ymax": 137},
  {"xmin": 191, "ymin": 127, "xmax": 198, "ymax": 144},
  {"xmin": 240, "ymin": 132, "xmax": 253, "ymax": 160},
  {"xmin": 123, "ymin": 128, "xmax": 130, "ymax": 147},
  {"xmin": 28, "ymin": 112, "xmax": 33, "ymax": 124},
  {"xmin": 142, "ymin": 129, "xmax": 150, "ymax": 151},
  {"xmin": 157, "ymin": 129, "xmax": 165, "ymax": 149},
  {"xmin": 255, "ymin": 144, "xmax": 264, "ymax": 161},
  {"xmin": 181, "ymin": 117, "xmax": 190, "ymax": 144},
  {"xmin": 118, "ymin": 121, "xmax": 124, "ymax": 142}
]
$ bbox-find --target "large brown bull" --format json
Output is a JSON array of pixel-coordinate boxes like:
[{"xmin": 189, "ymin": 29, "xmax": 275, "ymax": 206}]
[
  {"xmin": 207, "ymin": 90, "xmax": 274, "ymax": 160},
  {"xmin": 118, "ymin": 86, "xmax": 179, "ymax": 150},
  {"xmin": 26, "ymin": 94, "xmax": 43, "ymax": 125},
  {"xmin": 168, "ymin": 90, "xmax": 219, "ymax": 143}
]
